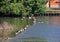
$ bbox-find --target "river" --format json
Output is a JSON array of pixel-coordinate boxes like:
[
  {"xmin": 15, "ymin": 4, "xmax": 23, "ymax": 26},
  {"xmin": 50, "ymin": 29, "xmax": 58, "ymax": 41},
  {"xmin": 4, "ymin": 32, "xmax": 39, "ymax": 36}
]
[{"xmin": 9, "ymin": 16, "xmax": 60, "ymax": 42}]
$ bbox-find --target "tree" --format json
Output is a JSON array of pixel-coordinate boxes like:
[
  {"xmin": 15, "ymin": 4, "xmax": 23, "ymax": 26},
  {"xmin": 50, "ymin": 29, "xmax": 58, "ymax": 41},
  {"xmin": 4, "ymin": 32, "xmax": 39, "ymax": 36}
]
[{"xmin": 0, "ymin": 0, "xmax": 47, "ymax": 16}]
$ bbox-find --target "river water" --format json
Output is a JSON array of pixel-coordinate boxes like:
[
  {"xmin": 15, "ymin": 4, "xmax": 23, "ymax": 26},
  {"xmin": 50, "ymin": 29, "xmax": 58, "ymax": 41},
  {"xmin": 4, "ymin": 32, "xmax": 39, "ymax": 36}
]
[{"xmin": 9, "ymin": 16, "xmax": 60, "ymax": 42}]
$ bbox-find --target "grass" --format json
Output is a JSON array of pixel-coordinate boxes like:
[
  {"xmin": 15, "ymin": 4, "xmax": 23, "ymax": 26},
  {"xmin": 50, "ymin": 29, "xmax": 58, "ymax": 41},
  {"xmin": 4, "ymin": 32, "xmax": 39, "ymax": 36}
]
[{"xmin": 0, "ymin": 17, "xmax": 33, "ymax": 37}]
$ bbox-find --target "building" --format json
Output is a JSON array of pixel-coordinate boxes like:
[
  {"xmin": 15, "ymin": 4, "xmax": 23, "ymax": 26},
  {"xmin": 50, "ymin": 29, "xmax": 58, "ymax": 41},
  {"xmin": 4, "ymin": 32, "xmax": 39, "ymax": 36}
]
[{"xmin": 46, "ymin": 0, "xmax": 60, "ymax": 8}]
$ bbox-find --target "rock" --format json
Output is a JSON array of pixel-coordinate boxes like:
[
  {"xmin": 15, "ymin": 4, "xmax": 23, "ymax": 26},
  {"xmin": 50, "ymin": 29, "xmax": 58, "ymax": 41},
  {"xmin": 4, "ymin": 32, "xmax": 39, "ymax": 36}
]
[
  {"xmin": 24, "ymin": 27, "xmax": 27, "ymax": 30},
  {"xmin": 22, "ymin": 29, "xmax": 24, "ymax": 31},
  {"xmin": 26, "ymin": 25, "xmax": 29, "ymax": 28},
  {"xmin": 16, "ymin": 33, "xmax": 18, "ymax": 35},
  {"xmin": 38, "ymin": 22, "xmax": 41, "ymax": 23},
  {"xmin": 33, "ymin": 20, "xmax": 36, "ymax": 24},
  {"xmin": 20, "ymin": 29, "xmax": 23, "ymax": 32},
  {"xmin": 23, "ymin": 17, "xmax": 25, "ymax": 19},
  {"xmin": 41, "ymin": 22, "xmax": 44, "ymax": 23},
  {"xmin": 29, "ymin": 17, "xmax": 32, "ymax": 19}
]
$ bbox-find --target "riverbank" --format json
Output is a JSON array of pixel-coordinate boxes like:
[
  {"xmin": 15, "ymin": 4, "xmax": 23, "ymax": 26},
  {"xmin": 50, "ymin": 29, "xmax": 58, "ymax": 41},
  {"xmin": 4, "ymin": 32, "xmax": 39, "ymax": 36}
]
[
  {"xmin": 0, "ymin": 16, "xmax": 48, "ymax": 38},
  {"xmin": 15, "ymin": 25, "xmax": 29, "ymax": 35},
  {"xmin": 15, "ymin": 16, "xmax": 37, "ymax": 35}
]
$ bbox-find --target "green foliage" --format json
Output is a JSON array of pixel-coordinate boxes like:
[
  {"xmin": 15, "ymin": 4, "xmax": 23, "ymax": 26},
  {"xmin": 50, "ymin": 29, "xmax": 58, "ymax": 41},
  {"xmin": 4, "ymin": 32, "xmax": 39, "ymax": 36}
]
[{"xmin": 0, "ymin": 0, "xmax": 47, "ymax": 15}]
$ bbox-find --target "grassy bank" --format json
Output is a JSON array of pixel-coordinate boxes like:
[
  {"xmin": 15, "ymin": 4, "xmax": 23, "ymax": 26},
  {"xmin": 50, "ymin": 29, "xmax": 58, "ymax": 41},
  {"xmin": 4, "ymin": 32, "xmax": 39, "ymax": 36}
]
[{"xmin": 0, "ymin": 17, "xmax": 33, "ymax": 37}]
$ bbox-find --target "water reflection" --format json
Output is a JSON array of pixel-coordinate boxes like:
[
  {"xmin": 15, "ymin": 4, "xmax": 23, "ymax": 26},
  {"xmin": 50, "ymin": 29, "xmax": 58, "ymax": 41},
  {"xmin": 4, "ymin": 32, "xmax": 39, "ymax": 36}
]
[
  {"xmin": 37, "ymin": 16, "xmax": 60, "ymax": 25},
  {"xmin": 9, "ymin": 16, "xmax": 60, "ymax": 42},
  {"xmin": 49, "ymin": 16, "xmax": 60, "ymax": 25}
]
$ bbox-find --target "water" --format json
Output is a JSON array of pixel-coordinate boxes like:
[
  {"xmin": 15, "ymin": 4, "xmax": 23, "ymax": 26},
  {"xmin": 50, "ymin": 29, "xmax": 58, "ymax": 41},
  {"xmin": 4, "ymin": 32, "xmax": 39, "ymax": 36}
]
[{"xmin": 9, "ymin": 16, "xmax": 60, "ymax": 42}]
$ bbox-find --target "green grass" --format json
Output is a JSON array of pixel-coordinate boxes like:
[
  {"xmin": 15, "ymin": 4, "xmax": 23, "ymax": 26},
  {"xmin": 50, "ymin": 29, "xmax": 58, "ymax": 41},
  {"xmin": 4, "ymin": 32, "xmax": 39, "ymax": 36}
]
[{"xmin": 0, "ymin": 17, "xmax": 33, "ymax": 37}]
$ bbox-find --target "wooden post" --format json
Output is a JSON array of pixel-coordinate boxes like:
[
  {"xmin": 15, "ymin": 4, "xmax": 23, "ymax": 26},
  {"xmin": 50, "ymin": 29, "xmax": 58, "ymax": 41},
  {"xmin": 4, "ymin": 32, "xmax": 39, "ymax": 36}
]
[
  {"xmin": 49, "ymin": 0, "xmax": 50, "ymax": 8},
  {"xmin": 59, "ymin": 0, "xmax": 60, "ymax": 8}
]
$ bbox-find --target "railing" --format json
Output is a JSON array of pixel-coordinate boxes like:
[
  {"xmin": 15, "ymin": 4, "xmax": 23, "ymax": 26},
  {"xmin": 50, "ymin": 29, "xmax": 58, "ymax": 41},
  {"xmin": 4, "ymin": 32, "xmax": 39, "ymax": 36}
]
[{"xmin": 46, "ymin": 8, "xmax": 60, "ymax": 14}]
